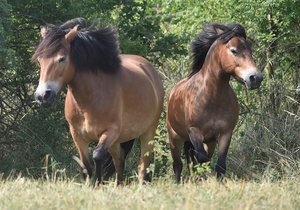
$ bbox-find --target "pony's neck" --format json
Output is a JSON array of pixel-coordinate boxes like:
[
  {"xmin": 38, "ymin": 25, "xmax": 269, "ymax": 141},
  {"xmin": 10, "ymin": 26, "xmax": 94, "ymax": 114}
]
[
  {"xmin": 67, "ymin": 70, "xmax": 112, "ymax": 108},
  {"xmin": 191, "ymin": 44, "xmax": 231, "ymax": 93}
]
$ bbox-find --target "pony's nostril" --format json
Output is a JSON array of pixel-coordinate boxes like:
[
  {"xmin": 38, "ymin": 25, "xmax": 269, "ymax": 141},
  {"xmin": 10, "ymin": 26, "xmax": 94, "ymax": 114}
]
[
  {"xmin": 43, "ymin": 90, "xmax": 52, "ymax": 100},
  {"xmin": 249, "ymin": 75, "xmax": 256, "ymax": 82},
  {"xmin": 37, "ymin": 95, "xmax": 43, "ymax": 102}
]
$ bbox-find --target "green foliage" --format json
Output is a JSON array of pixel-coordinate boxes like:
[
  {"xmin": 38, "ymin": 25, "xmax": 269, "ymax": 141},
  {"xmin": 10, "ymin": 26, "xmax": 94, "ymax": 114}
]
[
  {"xmin": 1, "ymin": 100, "xmax": 77, "ymax": 178},
  {"xmin": 0, "ymin": 0, "xmax": 11, "ymax": 64}
]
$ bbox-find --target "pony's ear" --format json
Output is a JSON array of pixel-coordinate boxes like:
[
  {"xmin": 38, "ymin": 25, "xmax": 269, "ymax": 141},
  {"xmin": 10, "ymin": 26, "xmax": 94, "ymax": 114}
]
[
  {"xmin": 65, "ymin": 25, "xmax": 78, "ymax": 43},
  {"xmin": 215, "ymin": 27, "xmax": 224, "ymax": 35},
  {"xmin": 40, "ymin": 26, "xmax": 47, "ymax": 39}
]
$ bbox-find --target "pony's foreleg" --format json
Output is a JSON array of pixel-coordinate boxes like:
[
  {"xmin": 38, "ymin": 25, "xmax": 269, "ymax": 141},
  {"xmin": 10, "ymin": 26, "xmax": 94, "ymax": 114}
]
[
  {"xmin": 216, "ymin": 132, "xmax": 232, "ymax": 179},
  {"xmin": 70, "ymin": 128, "xmax": 92, "ymax": 179},
  {"xmin": 188, "ymin": 127, "xmax": 210, "ymax": 163},
  {"xmin": 93, "ymin": 143, "xmax": 108, "ymax": 184},
  {"xmin": 93, "ymin": 129, "xmax": 119, "ymax": 184}
]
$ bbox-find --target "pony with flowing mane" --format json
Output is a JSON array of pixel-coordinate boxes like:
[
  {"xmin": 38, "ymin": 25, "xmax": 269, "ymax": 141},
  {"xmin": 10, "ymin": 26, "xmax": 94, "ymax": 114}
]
[{"xmin": 167, "ymin": 23, "xmax": 263, "ymax": 182}]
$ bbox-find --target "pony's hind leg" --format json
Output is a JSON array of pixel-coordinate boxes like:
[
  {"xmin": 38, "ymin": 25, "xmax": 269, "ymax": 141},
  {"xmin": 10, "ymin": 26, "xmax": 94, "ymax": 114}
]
[
  {"xmin": 167, "ymin": 125, "xmax": 184, "ymax": 183},
  {"xmin": 170, "ymin": 138, "xmax": 184, "ymax": 183},
  {"xmin": 184, "ymin": 141, "xmax": 196, "ymax": 175},
  {"xmin": 108, "ymin": 143, "xmax": 124, "ymax": 185},
  {"xmin": 103, "ymin": 139, "xmax": 135, "ymax": 180},
  {"xmin": 121, "ymin": 139, "xmax": 135, "ymax": 157},
  {"xmin": 138, "ymin": 130, "xmax": 155, "ymax": 184}
]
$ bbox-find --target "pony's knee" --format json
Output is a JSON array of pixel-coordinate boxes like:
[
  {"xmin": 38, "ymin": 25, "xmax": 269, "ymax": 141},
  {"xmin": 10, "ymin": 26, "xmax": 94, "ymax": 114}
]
[{"xmin": 93, "ymin": 144, "xmax": 109, "ymax": 163}]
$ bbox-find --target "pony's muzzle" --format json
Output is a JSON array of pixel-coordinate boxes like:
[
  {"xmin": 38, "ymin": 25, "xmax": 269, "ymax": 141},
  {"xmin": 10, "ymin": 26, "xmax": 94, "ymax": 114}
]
[
  {"xmin": 245, "ymin": 72, "xmax": 263, "ymax": 89},
  {"xmin": 34, "ymin": 89, "xmax": 56, "ymax": 107}
]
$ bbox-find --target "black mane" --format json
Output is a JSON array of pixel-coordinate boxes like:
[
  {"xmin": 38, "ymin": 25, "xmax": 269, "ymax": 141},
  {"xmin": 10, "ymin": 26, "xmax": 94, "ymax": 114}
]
[
  {"xmin": 32, "ymin": 18, "xmax": 121, "ymax": 73},
  {"xmin": 190, "ymin": 23, "xmax": 247, "ymax": 77}
]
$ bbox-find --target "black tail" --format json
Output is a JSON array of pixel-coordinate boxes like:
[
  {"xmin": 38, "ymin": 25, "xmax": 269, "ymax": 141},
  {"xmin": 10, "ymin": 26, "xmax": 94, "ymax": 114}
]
[
  {"xmin": 184, "ymin": 141, "xmax": 197, "ymax": 174},
  {"xmin": 102, "ymin": 139, "xmax": 135, "ymax": 179}
]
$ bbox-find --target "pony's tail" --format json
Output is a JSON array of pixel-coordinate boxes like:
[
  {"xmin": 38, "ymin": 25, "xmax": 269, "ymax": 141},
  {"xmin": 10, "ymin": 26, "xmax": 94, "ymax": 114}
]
[
  {"xmin": 102, "ymin": 139, "xmax": 135, "ymax": 179},
  {"xmin": 183, "ymin": 141, "xmax": 196, "ymax": 174}
]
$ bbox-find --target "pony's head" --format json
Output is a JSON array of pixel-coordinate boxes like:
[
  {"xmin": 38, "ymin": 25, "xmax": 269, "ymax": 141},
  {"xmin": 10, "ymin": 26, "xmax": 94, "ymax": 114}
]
[
  {"xmin": 33, "ymin": 26, "xmax": 77, "ymax": 106},
  {"xmin": 32, "ymin": 18, "xmax": 120, "ymax": 106},
  {"xmin": 191, "ymin": 23, "xmax": 263, "ymax": 89}
]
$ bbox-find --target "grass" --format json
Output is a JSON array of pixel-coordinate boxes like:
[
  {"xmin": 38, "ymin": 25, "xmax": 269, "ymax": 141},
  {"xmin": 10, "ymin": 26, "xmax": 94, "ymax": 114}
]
[{"xmin": 0, "ymin": 177, "xmax": 299, "ymax": 210}]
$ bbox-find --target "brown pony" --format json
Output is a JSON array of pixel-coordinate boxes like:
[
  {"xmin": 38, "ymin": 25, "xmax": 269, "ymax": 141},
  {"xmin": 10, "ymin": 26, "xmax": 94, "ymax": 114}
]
[
  {"xmin": 166, "ymin": 23, "xmax": 263, "ymax": 182},
  {"xmin": 33, "ymin": 18, "xmax": 164, "ymax": 184}
]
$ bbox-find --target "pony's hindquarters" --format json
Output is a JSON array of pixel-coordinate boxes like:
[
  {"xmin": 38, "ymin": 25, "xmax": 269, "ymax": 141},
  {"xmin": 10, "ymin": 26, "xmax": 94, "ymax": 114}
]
[
  {"xmin": 166, "ymin": 81, "xmax": 189, "ymax": 183},
  {"xmin": 137, "ymin": 56, "xmax": 164, "ymax": 183},
  {"xmin": 119, "ymin": 55, "xmax": 164, "ymax": 184}
]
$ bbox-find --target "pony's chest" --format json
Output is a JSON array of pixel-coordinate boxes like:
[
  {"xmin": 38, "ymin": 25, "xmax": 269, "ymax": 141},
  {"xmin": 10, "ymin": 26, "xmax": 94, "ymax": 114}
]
[
  {"xmin": 66, "ymin": 108, "xmax": 100, "ymax": 141},
  {"xmin": 190, "ymin": 99, "xmax": 238, "ymax": 136},
  {"xmin": 65, "ymin": 95, "xmax": 107, "ymax": 141},
  {"xmin": 81, "ymin": 118, "xmax": 98, "ymax": 138},
  {"xmin": 75, "ymin": 117, "xmax": 99, "ymax": 141},
  {"xmin": 199, "ymin": 106, "xmax": 238, "ymax": 139}
]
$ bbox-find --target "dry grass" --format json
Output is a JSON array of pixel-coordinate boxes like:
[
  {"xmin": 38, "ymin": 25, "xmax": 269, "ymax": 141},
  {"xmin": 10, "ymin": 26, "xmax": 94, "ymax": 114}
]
[{"xmin": 0, "ymin": 177, "xmax": 299, "ymax": 210}]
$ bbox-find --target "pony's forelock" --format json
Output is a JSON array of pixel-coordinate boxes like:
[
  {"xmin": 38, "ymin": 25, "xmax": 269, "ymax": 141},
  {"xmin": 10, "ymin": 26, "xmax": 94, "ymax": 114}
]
[
  {"xmin": 32, "ymin": 18, "xmax": 121, "ymax": 73},
  {"xmin": 190, "ymin": 23, "xmax": 247, "ymax": 77}
]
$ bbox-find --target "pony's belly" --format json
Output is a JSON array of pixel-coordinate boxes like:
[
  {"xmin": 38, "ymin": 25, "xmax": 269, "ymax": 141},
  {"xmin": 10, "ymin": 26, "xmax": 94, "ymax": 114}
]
[
  {"xmin": 200, "ymin": 117, "xmax": 236, "ymax": 139},
  {"xmin": 119, "ymin": 115, "xmax": 155, "ymax": 142},
  {"xmin": 169, "ymin": 113, "xmax": 236, "ymax": 141},
  {"xmin": 71, "ymin": 113, "xmax": 155, "ymax": 143}
]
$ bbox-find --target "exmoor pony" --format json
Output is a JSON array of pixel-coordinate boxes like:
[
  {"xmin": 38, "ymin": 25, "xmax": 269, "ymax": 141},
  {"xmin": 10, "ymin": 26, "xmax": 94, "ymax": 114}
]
[
  {"xmin": 166, "ymin": 23, "xmax": 263, "ymax": 182},
  {"xmin": 33, "ymin": 18, "xmax": 164, "ymax": 184}
]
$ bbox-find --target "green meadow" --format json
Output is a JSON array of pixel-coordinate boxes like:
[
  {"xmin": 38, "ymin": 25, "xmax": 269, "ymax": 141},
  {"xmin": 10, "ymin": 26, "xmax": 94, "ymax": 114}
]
[{"xmin": 1, "ymin": 177, "xmax": 299, "ymax": 210}]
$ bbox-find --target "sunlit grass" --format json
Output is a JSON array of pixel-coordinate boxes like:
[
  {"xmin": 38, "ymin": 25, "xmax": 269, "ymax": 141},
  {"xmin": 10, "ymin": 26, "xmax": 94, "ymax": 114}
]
[{"xmin": 0, "ymin": 176, "xmax": 299, "ymax": 210}]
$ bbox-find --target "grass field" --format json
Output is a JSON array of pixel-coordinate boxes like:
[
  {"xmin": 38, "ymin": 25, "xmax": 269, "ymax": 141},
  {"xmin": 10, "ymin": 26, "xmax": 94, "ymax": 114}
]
[{"xmin": 0, "ymin": 177, "xmax": 299, "ymax": 210}]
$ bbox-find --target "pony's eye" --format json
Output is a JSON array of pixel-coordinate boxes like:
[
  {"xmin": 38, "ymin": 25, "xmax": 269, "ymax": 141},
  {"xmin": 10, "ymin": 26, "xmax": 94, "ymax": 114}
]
[
  {"xmin": 230, "ymin": 48, "xmax": 238, "ymax": 56},
  {"xmin": 58, "ymin": 56, "xmax": 66, "ymax": 63}
]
